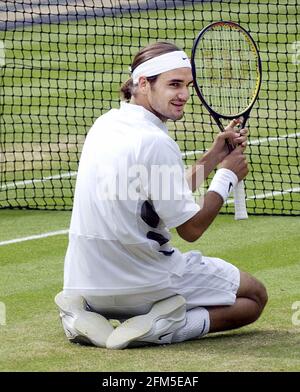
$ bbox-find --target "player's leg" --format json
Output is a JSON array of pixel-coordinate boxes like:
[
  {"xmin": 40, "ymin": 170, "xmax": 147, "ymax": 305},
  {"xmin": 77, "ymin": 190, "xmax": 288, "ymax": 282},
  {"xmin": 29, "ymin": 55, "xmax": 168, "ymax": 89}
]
[
  {"xmin": 54, "ymin": 291, "xmax": 114, "ymax": 347},
  {"xmin": 163, "ymin": 252, "xmax": 267, "ymax": 342},
  {"xmin": 106, "ymin": 255, "xmax": 267, "ymax": 348},
  {"xmin": 208, "ymin": 270, "xmax": 268, "ymax": 332}
]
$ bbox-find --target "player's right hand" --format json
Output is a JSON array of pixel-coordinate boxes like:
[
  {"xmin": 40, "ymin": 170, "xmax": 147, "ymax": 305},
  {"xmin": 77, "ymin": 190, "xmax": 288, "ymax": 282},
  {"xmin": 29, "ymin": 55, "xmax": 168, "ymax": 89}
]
[{"xmin": 219, "ymin": 145, "xmax": 249, "ymax": 181}]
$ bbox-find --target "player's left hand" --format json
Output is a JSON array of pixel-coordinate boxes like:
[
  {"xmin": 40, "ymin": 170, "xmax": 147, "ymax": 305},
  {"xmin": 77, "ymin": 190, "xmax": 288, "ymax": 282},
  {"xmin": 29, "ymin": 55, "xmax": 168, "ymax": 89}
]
[{"xmin": 225, "ymin": 118, "xmax": 248, "ymax": 148}]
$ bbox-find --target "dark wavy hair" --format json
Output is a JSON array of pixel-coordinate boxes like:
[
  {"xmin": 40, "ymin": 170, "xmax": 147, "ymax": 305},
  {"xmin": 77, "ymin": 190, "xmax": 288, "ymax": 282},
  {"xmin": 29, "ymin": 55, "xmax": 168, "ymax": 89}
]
[{"xmin": 120, "ymin": 41, "xmax": 180, "ymax": 101}]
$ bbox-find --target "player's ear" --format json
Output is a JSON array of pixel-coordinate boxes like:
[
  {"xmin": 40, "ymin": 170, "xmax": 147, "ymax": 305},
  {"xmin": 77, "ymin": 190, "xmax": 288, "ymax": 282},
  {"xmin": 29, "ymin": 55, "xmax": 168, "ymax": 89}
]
[{"xmin": 138, "ymin": 76, "xmax": 150, "ymax": 95}]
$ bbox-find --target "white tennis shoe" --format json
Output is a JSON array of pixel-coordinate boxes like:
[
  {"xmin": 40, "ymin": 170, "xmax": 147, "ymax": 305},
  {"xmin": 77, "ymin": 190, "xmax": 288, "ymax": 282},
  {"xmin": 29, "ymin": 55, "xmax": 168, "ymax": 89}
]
[
  {"xmin": 54, "ymin": 291, "xmax": 114, "ymax": 348},
  {"xmin": 106, "ymin": 295, "xmax": 187, "ymax": 350}
]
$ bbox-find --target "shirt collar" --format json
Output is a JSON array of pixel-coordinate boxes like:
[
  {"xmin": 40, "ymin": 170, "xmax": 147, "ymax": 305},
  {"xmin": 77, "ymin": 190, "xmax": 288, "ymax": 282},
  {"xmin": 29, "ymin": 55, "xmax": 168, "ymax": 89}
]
[{"xmin": 120, "ymin": 102, "xmax": 168, "ymax": 134}]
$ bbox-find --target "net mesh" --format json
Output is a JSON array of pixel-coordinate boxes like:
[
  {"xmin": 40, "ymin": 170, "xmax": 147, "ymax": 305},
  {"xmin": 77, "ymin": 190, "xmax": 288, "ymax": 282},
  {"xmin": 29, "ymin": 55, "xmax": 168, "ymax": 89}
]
[{"xmin": 0, "ymin": 0, "xmax": 299, "ymax": 215}]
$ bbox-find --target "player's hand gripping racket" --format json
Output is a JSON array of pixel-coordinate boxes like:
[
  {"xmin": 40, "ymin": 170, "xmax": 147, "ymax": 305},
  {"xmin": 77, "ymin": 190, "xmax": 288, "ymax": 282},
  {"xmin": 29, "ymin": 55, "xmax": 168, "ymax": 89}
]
[{"xmin": 191, "ymin": 21, "xmax": 262, "ymax": 219}]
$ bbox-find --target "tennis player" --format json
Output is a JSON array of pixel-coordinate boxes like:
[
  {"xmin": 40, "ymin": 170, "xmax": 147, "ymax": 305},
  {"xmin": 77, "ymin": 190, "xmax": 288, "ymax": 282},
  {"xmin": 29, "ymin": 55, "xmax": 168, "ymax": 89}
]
[{"xmin": 55, "ymin": 42, "xmax": 268, "ymax": 349}]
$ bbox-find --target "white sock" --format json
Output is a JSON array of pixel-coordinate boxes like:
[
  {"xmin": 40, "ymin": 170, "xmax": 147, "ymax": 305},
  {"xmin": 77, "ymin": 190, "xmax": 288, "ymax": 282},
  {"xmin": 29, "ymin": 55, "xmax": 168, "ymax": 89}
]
[{"xmin": 171, "ymin": 307, "xmax": 210, "ymax": 343}]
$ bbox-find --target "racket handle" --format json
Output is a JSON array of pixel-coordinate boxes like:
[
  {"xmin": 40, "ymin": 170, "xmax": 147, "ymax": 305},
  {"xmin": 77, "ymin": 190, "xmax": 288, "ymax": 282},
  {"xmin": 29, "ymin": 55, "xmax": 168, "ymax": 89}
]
[{"xmin": 233, "ymin": 180, "xmax": 248, "ymax": 220}]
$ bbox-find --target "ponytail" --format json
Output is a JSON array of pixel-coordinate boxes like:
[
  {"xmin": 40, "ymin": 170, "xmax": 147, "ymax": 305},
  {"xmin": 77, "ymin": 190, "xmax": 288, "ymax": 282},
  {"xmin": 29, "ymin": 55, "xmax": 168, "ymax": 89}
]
[{"xmin": 120, "ymin": 78, "xmax": 134, "ymax": 101}]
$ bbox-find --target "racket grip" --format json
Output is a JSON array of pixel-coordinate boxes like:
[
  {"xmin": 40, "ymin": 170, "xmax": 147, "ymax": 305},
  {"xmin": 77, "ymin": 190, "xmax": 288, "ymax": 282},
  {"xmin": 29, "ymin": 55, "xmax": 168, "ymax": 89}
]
[{"xmin": 233, "ymin": 180, "xmax": 248, "ymax": 220}]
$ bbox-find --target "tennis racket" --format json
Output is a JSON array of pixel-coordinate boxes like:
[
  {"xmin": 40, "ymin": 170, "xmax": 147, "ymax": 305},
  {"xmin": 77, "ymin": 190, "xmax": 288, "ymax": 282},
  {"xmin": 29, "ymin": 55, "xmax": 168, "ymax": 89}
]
[{"xmin": 191, "ymin": 21, "xmax": 262, "ymax": 220}]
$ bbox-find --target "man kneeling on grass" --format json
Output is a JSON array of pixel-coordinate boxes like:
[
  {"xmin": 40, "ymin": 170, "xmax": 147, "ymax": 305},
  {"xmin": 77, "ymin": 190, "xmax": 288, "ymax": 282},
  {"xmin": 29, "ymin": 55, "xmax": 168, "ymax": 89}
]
[{"xmin": 54, "ymin": 42, "xmax": 268, "ymax": 349}]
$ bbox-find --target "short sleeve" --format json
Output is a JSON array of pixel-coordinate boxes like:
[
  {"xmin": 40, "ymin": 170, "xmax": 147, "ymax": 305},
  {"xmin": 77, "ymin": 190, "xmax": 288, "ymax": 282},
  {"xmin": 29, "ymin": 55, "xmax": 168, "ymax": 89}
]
[{"xmin": 140, "ymin": 135, "xmax": 200, "ymax": 229}]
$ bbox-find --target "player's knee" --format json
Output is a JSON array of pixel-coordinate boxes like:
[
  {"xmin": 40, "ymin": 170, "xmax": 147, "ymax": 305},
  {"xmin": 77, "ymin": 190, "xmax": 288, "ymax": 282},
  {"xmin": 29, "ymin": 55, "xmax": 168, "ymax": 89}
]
[
  {"xmin": 257, "ymin": 280, "xmax": 268, "ymax": 311},
  {"xmin": 250, "ymin": 279, "xmax": 268, "ymax": 319},
  {"xmin": 238, "ymin": 271, "xmax": 268, "ymax": 314}
]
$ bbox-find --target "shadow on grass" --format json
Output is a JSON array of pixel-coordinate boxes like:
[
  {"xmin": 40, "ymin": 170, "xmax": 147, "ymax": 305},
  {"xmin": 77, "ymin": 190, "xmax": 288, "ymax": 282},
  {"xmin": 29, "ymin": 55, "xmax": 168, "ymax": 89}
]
[{"xmin": 127, "ymin": 328, "xmax": 297, "ymax": 354}]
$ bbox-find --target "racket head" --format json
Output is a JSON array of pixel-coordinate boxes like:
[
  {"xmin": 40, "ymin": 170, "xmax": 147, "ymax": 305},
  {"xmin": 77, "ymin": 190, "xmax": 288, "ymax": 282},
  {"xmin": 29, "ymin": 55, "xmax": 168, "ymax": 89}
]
[{"xmin": 191, "ymin": 21, "xmax": 262, "ymax": 120}]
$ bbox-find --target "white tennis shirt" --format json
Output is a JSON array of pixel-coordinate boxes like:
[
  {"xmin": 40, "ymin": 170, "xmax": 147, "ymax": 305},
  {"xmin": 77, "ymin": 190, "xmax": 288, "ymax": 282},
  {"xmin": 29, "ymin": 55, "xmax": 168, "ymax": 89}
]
[{"xmin": 64, "ymin": 102, "xmax": 200, "ymax": 295}]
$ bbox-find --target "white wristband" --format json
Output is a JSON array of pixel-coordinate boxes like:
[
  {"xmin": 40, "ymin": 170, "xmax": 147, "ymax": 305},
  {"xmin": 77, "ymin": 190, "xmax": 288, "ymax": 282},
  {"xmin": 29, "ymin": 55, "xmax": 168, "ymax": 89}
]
[{"xmin": 208, "ymin": 168, "xmax": 238, "ymax": 202}]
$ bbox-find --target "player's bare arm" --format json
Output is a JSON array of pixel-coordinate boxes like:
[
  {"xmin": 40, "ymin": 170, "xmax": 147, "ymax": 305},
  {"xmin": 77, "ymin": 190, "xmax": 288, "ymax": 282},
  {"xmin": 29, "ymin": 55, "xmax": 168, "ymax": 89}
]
[
  {"xmin": 186, "ymin": 119, "xmax": 248, "ymax": 192},
  {"xmin": 178, "ymin": 145, "xmax": 250, "ymax": 242}
]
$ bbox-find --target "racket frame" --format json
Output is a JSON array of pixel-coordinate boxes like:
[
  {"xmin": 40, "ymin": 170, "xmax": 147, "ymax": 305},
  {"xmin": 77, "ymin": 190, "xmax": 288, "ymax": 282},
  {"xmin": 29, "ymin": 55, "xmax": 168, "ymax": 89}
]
[
  {"xmin": 191, "ymin": 20, "xmax": 262, "ymax": 127},
  {"xmin": 191, "ymin": 21, "xmax": 262, "ymax": 219}
]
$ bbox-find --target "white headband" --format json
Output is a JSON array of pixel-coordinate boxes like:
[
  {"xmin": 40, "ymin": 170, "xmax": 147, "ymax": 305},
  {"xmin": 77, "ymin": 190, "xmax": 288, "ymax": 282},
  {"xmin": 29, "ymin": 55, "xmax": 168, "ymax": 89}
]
[{"xmin": 131, "ymin": 50, "xmax": 191, "ymax": 84}]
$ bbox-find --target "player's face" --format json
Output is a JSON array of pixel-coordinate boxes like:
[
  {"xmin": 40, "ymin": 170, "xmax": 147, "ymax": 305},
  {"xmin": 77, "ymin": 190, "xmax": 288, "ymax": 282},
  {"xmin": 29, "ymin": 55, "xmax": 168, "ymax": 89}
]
[{"xmin": 145, "ymin": 68, "xmax": 193, "ymax": 122}]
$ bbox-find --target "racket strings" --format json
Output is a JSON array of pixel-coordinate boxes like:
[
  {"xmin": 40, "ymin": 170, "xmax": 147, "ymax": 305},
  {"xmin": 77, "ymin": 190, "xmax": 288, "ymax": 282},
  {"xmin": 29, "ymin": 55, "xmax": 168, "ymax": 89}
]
[{"xmin": 196, "ymin": 26, "xmax": 258, "ymax": 116}]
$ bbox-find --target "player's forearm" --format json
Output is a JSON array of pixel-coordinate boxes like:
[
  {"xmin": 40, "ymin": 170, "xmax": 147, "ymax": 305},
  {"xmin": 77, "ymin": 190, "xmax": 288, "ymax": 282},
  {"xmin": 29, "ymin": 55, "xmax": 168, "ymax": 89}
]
[
  {"xmin": 186, "ymin": 150, "xmax": 219, "ymax": 192},
  {"xmin": 177, "ymin": 191, "xmax": 223, "ymax": 242}
]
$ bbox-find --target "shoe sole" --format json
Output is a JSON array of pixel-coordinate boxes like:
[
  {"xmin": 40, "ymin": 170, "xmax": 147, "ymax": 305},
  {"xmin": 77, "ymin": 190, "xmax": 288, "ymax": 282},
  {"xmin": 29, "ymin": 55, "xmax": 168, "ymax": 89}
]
[
  {"xmin": 55, "ymin": 292, "xmax": 114, "ymax": 348},
  {"xmin": 55, "ymin": 292, "xmax": 86, "ymax": 316},
  {"xmin": 106, "ymin": 295, "xmax": 186, "ymax": 350}
]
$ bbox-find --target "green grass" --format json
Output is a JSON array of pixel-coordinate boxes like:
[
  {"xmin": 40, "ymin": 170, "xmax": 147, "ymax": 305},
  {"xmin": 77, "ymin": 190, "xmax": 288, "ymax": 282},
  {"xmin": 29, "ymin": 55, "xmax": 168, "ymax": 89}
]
[{"xmin": 0, "ymin": 210, "xmax": 300, "ymax": 371}]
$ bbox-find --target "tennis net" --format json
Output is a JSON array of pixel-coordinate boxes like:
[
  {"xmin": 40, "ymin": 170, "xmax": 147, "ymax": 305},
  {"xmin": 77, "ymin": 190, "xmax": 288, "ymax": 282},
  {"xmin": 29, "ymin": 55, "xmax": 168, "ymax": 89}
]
[{"xmin": 0, "ymin": 0, "xmax": 299, "ymax": 214}]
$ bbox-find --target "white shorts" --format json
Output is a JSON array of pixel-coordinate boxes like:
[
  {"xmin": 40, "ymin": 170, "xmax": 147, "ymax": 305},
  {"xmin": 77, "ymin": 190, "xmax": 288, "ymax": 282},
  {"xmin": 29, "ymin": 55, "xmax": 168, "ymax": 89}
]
[{"xmin": 84, "ymin": 251, "xmax": 240, "ymax": 318}]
